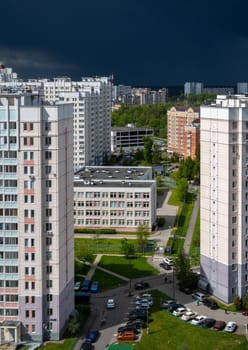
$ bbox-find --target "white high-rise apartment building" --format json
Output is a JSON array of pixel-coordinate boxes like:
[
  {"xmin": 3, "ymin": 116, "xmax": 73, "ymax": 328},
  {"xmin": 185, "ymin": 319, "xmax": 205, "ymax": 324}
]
[
  {"xmin": 0, "ymin": 92, "xmax": 74, "ymax": 343},
  {"xmin": 201, "ymin": 94, "xmax": 248, "ymax": 303},
  {"xmin": 0, "ymin": 71, "xmax": 112, "ymax": 172},
  {"xmin": 43, "ymin": 77, "xmax": 112, "ymax": 172}
]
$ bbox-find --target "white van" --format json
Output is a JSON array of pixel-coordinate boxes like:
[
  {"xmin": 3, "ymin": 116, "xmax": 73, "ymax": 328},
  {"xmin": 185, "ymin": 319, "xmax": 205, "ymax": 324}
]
[{"xmin": 191, "ymin": 292, "xmax": 206, "ymax": 302}]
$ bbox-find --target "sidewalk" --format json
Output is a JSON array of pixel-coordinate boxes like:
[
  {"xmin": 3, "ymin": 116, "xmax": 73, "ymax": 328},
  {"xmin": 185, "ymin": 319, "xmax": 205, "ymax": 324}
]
[
  {"xmin": 85, "ymin": 254, "xmax": 129, "ymax": 282},
  {"xmin": 183, "ymin": 194, "xmax": 200, "ymax": 254}
]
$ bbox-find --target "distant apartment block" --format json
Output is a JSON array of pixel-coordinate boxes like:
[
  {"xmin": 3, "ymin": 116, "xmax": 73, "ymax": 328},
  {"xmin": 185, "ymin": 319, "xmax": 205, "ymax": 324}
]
[
  {"xmin": 111, "ymin": 125, "xmax": 154, "ymax": 153},
  {"xmin": 201, "ymin": 94, "xmax": 248, "ymax": 303},
  {"xmin": 74, "ymin": 166, "xmax": 156, "ymax": 232},
  {"xmin": 203, "ymin": 86, "xmax": 234, "ymax": 95},
  {"xmin": 0, "ymin": 92, "xmax": 74, "ymax": 343},
  {"xmin": 184, "ymin": 82, "xmax": 203, "ymax": 95},
  {"xmin": 0, "ymin": 72, "xmax": 112, "ymax": 172},
  {"xmin": 167, "ymin": 106, "xmax": 200, "ymax": 159},
  {"xmin": 43, "ymin": 77, "xmax": 112, "ymax": 172},
  {"xmin": 237, "ymin": 82, "xmax": 248, "ymax": 94},
  {"xmin": 0, "ymin": 64, "xmax": 18, "ymax": 82}
]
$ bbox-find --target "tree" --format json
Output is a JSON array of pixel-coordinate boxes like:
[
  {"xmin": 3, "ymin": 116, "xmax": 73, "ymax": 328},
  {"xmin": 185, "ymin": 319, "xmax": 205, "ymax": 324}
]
[
  {"xmin": 242, "ymin": 293, "xmax": 248, "ymax": 310},
  {"xmin": 121, "ymin": 238, "xmax": 136, "ymax": 258},
  {"xmin": 136, "ymin": 225, "xmax": 150, "ymax": 254},
  {"xmin": 67, "ymin": 315, "xmax": 81, "ymax": 337},
  {"xmin": 174, "ymin": 249, "xmax": 199, "ymax": 289},
  {"xmin": 233, "ymin": 295, "xmax": 242, "ymax": 310},
  {"xmin": 143, "ymin": 136, "xmax": 153, "ymax": 164},
  {"xmin": 176, "ymin": 178, "xmax": 188, "ymax": 201}
]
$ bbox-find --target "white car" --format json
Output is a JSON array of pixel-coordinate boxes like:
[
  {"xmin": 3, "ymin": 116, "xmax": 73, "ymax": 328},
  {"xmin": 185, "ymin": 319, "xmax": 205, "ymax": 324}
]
[
  {"xmin": 191, "ymin": 315, "xmax": 207, "ymax": 325},
  {"xmin": 106, "ymin": 298, "xmax": 116, "ymax": 309},
  {"xmin": 224, "ymin": 321, "xmax": 237, "ymax": 333},
  {"xmin": 181, "ymin": 311, "xmax": 197, "ymax": 321},
  {"xmin": 163, "ymin": 257, "xmax": 173, "ymax": 266},
  {"xmin": 136, "ymin": 298, "xmax": 152, "ymax": 306},
  {"xmin": 173, "ymin": 307, "xmax": 188, "ymax": 317}
]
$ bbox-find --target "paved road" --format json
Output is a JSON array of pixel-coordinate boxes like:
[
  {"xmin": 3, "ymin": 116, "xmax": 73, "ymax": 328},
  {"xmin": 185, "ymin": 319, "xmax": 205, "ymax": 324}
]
[{"xmin": 74, "ymin": 266, "xmax": 248, "ymax": 349}]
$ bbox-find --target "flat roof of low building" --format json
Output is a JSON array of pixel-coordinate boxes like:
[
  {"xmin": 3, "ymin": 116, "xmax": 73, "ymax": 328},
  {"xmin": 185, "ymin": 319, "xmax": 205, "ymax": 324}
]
[
  {"xmin": 74, "ymin": 166, "xmax": 154, "ymax": 189},
  {"xmin": 75, "ymin": 166, "xmax": 151, "ymax": 181}
]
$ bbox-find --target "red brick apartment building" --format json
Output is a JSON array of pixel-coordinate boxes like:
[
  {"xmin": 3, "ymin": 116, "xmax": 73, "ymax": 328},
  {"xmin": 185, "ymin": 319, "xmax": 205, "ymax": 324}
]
[{"xmin": 167, "ymin": 106, "xmax": 200, "ymax": 160}]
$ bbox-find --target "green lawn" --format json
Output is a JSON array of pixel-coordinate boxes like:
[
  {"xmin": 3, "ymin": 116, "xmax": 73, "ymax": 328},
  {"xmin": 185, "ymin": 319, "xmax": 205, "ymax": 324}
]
[
  {"xmin": 91, "ymin": 268, "xmax": 127, "ymax": 291},
  {"xmin": 38, "ymin": 338, "xmax": 77, "ymax": 349},
  {"xmin": 189, "ymin": 209, "xmax": 200, "ymax": 266},
  {"xmin": 75, "ymin": 238, "xmax": 134, "ymax": 256},
  {"xmin": 167, "ymin": 189, "xmax": 181, "ymax": 206},
  {"xmin": 133, "ymin": 290, "xmax": 248, "ymax": 350},
  {"xmin": 98, "ymin": 255, "xmax": 159, "ymax": 279},
  {"xmin": 74, "ymin": 259, "xmax": 91, "ymax": 279},
  {"xmin": 176, "ymin": 192, "xmax": 196, "ymax": 237}
]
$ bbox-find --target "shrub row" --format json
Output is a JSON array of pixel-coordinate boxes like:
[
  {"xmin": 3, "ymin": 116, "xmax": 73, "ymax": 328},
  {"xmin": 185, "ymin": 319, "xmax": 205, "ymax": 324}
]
[{"xmin": 74, "ymin": 228, "xmax": 116, "ymax": 234}]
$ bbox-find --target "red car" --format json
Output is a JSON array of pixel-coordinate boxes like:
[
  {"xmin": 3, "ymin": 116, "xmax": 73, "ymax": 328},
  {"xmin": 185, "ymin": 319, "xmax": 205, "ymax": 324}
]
[
  {"xmin": 242, "ymin": 310, "xmax": 248, "ymax": 316},
  {"xmin": 213, "ymin": 320, "xmax": 226, "ymax": 331}
]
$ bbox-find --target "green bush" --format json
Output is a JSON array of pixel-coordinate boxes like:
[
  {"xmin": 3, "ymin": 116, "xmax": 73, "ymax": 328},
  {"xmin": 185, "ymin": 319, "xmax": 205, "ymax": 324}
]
[{"xmin": 74, "ymin": 228, "xmax": 116, "ymax": 234}]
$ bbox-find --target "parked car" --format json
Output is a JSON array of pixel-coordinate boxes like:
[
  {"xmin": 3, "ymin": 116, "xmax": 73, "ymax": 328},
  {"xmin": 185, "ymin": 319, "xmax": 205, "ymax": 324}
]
[
  {"xmin": 81, "ymin": 342, "xmax": 93, "ymax": 350},
  {"xmin": 201, "ymin": 318, "xmax": 216, "ymax": 328},
  {"xmin": 134, "ymin": 281, "xmax": 150, "ymax": 290},
  {"xmin": 128, "ymin": 310, "xmax": 148, "ymax": 321},
  {"xmin": 224, "ymin": 321, "xmax": 237, "ymax": 333},
  {"xmin": 74, "ymin": 281, "xmax": 81, "ymax": 291},
  {"xmin": 173, "ymin": 307, "xmax": 188, "ymax": 317},
  {"xmin": 106, "ymin": 298, "xmax": 116, "ymax": 309},
  {"xmin": 159, "ymin": 262, "xmax": 171, "ymax": 270},
  {"xmin": 168, "ymin": 303, "xmax": 184, "ymax": 313},
  {"xmin": 191, "ymin": 315, "xmax": 207, "ymax": 325},
  {"xmin": 163, "ymin": 257, "xmax": 173, "ymax": 266},
  {"xmin": 162, "ymin": 299, "xmax": 176, "ymax": 309},
  {"xmin": 213, "ymin": 320, "xmax": 226, "ymax": 331},
  {"xmin": 191, "ymin": 292, "xmax": 206, "ymax": 302},
  {"xmin": 85, "ymin": 330, "xmax": 100, "ymax": 343},
  {"xmin": 90, "ymin": 281, "xmax": 99, "ymax": 293},
  {"xmin": 202, "ymin": 298, "xmax": 218, "ymax": 310},
  {"xmin": 116, "ymin": 330, "xmax": 137, "ymax": 341},
  {"xmin": 242, "ymin": 310, "xmax": 248, "ymax": 316},
  {"xmin": 181, "ymin": 311, "xmax": 197, "ymax": 321},
  {"xmin": 136, "ymin": 298, "xmax": 152, "ymax": 306},
  {"xmin": 117, "ymin": 325, "xmax": 140, "ymax": 334},
  {"xmin": 126, "ymin": 319, "xmax": 147, "ymax": 329},
  {"xmin": 81, "ymin": 279, "xmax": 91, "ymax": 292}
]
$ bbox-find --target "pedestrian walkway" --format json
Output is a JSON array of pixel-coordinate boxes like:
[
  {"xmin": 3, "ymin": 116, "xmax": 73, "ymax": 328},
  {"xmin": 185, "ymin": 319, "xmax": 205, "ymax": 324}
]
[
  {"xmin": 85, "ymin": 254, "xmax": 129, "ymax": 281},
  {"xmin": 183, "ymin": 194, "xmax": 199, "ymax": 255}
]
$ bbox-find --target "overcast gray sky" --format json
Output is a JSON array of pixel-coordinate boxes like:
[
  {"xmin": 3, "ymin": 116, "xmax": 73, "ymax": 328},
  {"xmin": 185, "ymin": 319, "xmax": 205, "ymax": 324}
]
[{"xmin": 0, "ymin": 0, "xmax": 247, "ymax": 86}]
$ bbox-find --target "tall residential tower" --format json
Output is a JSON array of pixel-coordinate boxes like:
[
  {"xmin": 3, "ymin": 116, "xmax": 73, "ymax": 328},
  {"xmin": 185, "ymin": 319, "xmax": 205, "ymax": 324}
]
[
  {"xmin": 0, "ymin": 92, "xmax": 74, "ymax": 343},
  {"xmin": 201, "ymin": 95, "xmax": 248, "ymax": 303}
]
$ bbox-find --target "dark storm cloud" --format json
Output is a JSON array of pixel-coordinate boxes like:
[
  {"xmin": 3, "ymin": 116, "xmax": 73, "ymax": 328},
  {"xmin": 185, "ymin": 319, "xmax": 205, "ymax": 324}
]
[{"xmin": 1, "ymin": 0, "xmax": 248, "ymax": 85}]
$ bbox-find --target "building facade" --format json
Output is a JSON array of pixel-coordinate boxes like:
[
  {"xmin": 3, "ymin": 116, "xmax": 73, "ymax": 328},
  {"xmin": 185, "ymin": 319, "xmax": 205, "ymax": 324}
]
[
  {"xmin": 184, "ymin": 82, "xmax": 203, "ymax": 95},
  {"xmin": 201, "ymin": 94, "xmax": 248, "ymax": 303},
  {"xmin": 74, "ymin": 166, "xmax": 156, "ymax": 232},
  {"xmin": 0, "ymin": 92, "xmax": 74, "ymax": 343},
  {"xmin": 167, "ymin": 106, "xmax": 200, "ymax": 159},
  {"xmin": 111, "ymin": 126, "xmax": 154, "ymax": 153}
]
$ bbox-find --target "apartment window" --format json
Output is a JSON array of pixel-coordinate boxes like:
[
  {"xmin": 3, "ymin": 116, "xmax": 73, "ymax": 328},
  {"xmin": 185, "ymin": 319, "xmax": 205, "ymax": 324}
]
[
  {"xmin": 25, "ymin": 296, "xmax": 29, "ymax": 303},
  {"xmin": 232, "ymin": 121, "xmax": 237, "ymax": 129},
  {"xmin": 31, "ymin": 325, "xmax": 35, "ymax": 333},
  {"xmin": 46, "ymin": 265, "xmax": 52, "ymax": 273},
  {"xmin": 31, "ymin": 253, "xmax": 35, "ymax": 261},
  {"xmin": 45, "ymin": 122, "xmax": 51, "ymax": 131},
  {"xmin": 25, "ymin": 310, "xmax": 29, "ymax": 318},
  {"xmin": 31, "ymin": 296, "xmax": 35, "ymax": 303},
  {"xmin": 45, "ymin": 151, "xmax": 52, "ymax": 160},
  {"xmin": 46, "ymin": 251, "xmax": 52, "ymax": 260},
  {"xmin": 32, "ymin": 310, "xmax": 35, "ymax": 318},
  {"xmin": 45, "ymin": 165, "xmax": 52, "ymax": 174},
  {"xmin": 47, "ymin": 294, "xmax": 53, "ymax": 302},
  {"xmin": 46, "ymin": 223, "xmax": 52, "ymax": 231},
  {"xmin": 46, "ymin": 280, "xmax": 53, "ymax": 288},
  {"xmin": 45, "ymin": 137, "xmax": 51, "ymax": 146},
  {"xmin": 46, "ymin": 180, "xmax": 52, "ymax": 188},
  {"xmin": 31, "ymin": 282, "xmax": 35, "ymax": 290},
  {"xmin": 46, "ymin": 194, "xmax": 52, "ymax": 202},
  {"xmin": 46, "ymin": 208, "xmax": 52, "ymax": 217},
  {"xmin": 25, "ymin": 282, "xmax": 29, "ymax": 290},
  {"xmin": 46, "ymin": 237, "xmax": 52, "ymax": 246}
]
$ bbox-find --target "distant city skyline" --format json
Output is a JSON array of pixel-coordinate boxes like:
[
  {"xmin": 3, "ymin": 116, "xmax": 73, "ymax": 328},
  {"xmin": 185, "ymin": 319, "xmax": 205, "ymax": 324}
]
[{"xmin": 1, "ymin": 0, "xmax": 248, "ymax": 86}]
